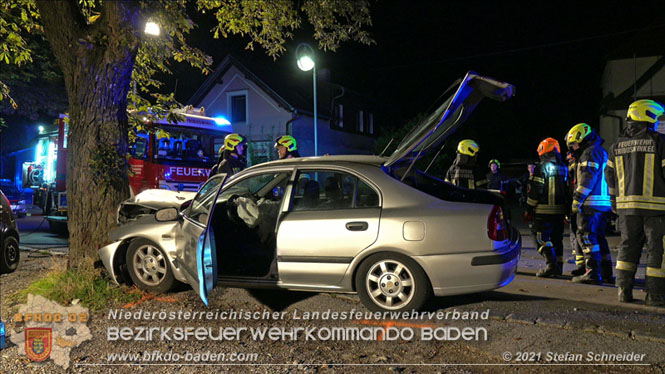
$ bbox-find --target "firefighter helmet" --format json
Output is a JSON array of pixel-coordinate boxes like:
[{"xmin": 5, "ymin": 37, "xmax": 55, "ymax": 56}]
[
  {"xmin": 565, "ymin": 123, "xmax": 592, "ymax": 147},
  {"xmin": 537, "ymin": 137, "xmax": 560, "ymax": 156},
  {"xmin": 627, "ymin": 99, "xmax": 664, "ymax": 123},
  {"xmin": 274, "ymin": 135, "xmax": 297, "ymax": 152},
  {"xmin": 224, "ymin": 133, "xmax": 245, "ymax": 151},
  {"xmin": 457, "ymin": 139, "xmax": 479, "ymax": 157},
  {"xmin": 488, "ymin": 159, "xmax": 501, "ymax": 168}
]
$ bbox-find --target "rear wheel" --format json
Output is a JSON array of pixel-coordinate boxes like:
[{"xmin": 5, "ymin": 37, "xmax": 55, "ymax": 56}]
[
  {"xmin": 126, "ymin": 238, "xmax": 176, "ymax": 294},
  {"xmin": 355, "ymin": 253, "xmax": 431, "ymax": 312},
  {"xmin": 0, "ymin": 236, "xmax": 20, "ymax": 273}
]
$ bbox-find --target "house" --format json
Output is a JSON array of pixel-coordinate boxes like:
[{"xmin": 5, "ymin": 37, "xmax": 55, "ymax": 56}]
[
  {"xmin": 188, "ymin": 54, "xmax": 382, "ymax": 165},
  {"xmin": 599, "ymin": 37, "xmax": 665, "ymax": 147}
]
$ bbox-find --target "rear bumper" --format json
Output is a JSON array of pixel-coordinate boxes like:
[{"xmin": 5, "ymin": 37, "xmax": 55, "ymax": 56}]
[{"xmin": 413, "ymin": 227, "xmax": 521, "ymax": 297}]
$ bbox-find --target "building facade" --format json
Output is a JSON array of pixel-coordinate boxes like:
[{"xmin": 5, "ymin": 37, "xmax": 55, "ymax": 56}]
[{"xmin": 188, "ymin": 55, "xmax": 380, "ymax": 165}]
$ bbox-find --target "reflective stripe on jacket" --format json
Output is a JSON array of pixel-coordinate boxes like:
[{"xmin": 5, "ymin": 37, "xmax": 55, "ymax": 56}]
[
  {"xmin": 573, "ymin": 139, "xmax": 611, "ymax": 213},
  {"xmin": 527, "ymin": 157, "xmax": 569, "ymax": 215},
  {"xmin": 605, "ymin": 123, "xmax": 665, "ymax": 215}
]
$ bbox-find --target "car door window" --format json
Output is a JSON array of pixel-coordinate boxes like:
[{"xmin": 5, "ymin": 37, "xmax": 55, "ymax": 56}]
[
  {"xmin": 291, "ymin": 170, "xmax": 379, "ymax": 211},
  {"xmin": 219, "ymin": 172, "xmax": 290, "ymax": 202},
  {"xmin": 186, "ymin": 175, "xmax": 225, "ymax": 224}
]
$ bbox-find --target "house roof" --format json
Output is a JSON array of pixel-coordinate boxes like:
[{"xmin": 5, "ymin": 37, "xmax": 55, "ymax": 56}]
[{"xmin": 188, "ymin": 53, "xmax": 380, "ymax": 119}]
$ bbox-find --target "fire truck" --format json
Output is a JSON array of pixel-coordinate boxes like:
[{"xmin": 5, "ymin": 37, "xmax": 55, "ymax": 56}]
[{"xmin": 23, "ymin": 107, "xmax": 233, "ymax": 233}]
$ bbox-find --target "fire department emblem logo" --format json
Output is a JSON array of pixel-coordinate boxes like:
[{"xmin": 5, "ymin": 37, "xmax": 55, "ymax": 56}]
[{"xmin": 25, "ymin": 328, "xmax": 52, "ymax": 361}]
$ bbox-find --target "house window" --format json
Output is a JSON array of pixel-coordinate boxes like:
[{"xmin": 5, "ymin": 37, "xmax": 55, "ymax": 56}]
[
  {"xmin": 358, "ymin": 110, "xmax": 364, "ymax": 133},
  {"xmin": 230, "ymin": 95, "xmax": 246, "ymax": 123},
  {"xmin": 334, "ymin": 104, "xmax": 344, "ymax": 128}
]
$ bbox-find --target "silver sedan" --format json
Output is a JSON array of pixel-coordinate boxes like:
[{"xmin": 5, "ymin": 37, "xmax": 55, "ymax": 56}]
[{"xmin": 99, "ymin": 72, "xmax": 521, "ymax": 312}]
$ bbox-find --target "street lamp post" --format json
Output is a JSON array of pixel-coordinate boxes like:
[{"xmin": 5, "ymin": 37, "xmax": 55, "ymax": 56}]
[{"xmin": 296, "ymin": 43, "xmax": 318, "ymax": 156}]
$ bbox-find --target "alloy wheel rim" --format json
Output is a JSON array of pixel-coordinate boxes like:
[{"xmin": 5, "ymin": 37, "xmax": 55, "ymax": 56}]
[
  {"xmin": 6, "ymin": 241, "xmax": 18, "ymax": 262},
  {"xmin": 132, "ymin": 245, "xmax": 167, "ymax": 286},
  {"xmin": 366, "ymin": 259, "xmax": 415, "ymax": 310}
]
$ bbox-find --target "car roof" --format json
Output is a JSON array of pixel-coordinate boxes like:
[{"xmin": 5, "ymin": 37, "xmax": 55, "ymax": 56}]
[{"xmin": 246, "ymin": 155, "xmax": 387, "ymax": 171}]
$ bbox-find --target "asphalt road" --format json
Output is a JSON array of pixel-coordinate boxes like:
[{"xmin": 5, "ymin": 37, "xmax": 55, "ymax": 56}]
[{"xmin": 2, "ymin": 215, "xmax": 664, "ymax": 373}]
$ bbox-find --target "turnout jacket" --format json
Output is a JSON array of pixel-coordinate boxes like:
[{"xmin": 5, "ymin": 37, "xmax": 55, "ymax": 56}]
[
  {"xmin": 526, "ymin": 153, "xmax": 569, "ymax": 215},
  {"xmin": 605, "ymin": 121, "xmax": 665, "ymax": 215},
  {"xmin": 445, "ymin": 153, "xmax": 488, "ymax": 189},
  {"xmin": 572, "ymin": 136, "xmax": 612, "ymax": 213},
  {"xmin": 210, "ymin": 154, "xmax": 245, "ymax": 178}
]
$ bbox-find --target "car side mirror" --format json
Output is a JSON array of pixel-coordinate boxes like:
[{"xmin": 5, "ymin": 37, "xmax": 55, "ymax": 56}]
[{"xmin": 155, "ymin": 207, "xmax": 179, "ymax": 222}]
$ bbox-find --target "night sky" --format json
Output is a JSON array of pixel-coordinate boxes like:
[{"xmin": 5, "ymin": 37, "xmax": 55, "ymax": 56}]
[
  {"xmin": 173, "ymin": 1, "xmax": 665, "ymax": 163},
  {"xmin": 4, "ymin": 1, "xmax": 665, "ymax": 164}
]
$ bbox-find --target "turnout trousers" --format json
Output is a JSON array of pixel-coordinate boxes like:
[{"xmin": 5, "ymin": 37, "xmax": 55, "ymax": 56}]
[
  {"xmin": 534, "ymin": 215, "xmax": 565, "ymax": 271},
  {"xmin": 616, "ymin": 215, "xmax": 665, "ymax": 296},
  {"xmin": 576, "ymin": 213, "xmax": 613, "ymax": 280}
]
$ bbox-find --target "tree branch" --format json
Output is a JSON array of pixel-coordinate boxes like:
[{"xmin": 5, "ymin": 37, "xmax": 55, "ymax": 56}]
[{"xmin": 35, "ymin": 0, "xmax": 86, "ymax": 74}]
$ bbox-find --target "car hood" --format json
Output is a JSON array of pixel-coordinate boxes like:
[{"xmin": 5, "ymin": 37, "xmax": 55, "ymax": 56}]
[
  {"xmin": 123, "ymin": 189, "xmax": 196, "ymax": 210},
  {"xmin": 384, "ymin": 72, "xmax": 515, "ymax": 168}
]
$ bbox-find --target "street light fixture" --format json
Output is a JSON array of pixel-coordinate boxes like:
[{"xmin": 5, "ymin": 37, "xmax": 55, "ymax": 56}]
[
  {"xmin": 296, "ymin": 43, "xmax": 318, "ymax": 156},
  {"xmin": 144, "ymin": 21, "xmax": 160, "ymax": 36}
]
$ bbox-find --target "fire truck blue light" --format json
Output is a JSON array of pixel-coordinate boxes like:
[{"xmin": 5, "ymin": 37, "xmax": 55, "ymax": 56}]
[{"xmin": 213, "ymin": 116, "xmax": 230, "ymax": 126}]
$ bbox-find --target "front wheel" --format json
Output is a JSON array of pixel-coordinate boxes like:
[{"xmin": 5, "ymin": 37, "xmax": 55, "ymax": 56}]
[
  {"xmin": 0, "ymin": 236, "xmax": 20, "ymax": 273},
  {"xmin": 355, "ymin": 253, "xmax": 431, "ymax": 312},
  {"xmin": 126, "ymin": 238, "xmax": 176, "ymax": 294}
]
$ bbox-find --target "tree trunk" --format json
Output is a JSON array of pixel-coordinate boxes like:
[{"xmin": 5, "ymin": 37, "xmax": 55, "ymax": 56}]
[{"xmin": 36, "ymin": 1, "xmax": 141, "ymax": 270}]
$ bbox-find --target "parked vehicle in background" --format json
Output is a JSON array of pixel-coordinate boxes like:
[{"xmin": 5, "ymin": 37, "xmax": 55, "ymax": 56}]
[
  {"xmin": 99, "ymin": 72, "xmax": 521, "ymax": 312},
  {"xmin": 0, "ymin": 189, "xmax": 20, "ymax": 274},
  {"xmin": 20, "ymin": 107, "xmax": 232, "ymax": 234}
]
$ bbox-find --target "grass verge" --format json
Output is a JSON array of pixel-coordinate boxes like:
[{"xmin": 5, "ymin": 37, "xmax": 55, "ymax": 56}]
[{"xmin": 12, "ymin": 267, "xmax": 143, "ymax": 312}]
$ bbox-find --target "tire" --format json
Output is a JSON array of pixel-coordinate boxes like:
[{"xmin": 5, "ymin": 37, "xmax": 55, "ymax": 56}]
[
  {"xmin": 355, "ymin": 252, "xmax": 431, "ymax": 312},
  {"xmin": 0, "ymin": 236, "xmax": 20, "ymax": 274},
  {"xmin": 126, "ymin": 238, "xmax": 176, "ymax": 294}
]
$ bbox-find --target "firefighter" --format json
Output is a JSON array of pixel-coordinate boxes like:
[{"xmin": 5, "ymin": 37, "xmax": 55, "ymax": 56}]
[
  {"xmin": 445, "ymin": 139, "xmax": 488, "ymax": 189},
  {"xmin": 210, "ymin": 133, "xmax": 246, "ymax": 177},
  {"xmin": 566, "ymin": 123, "xmax": 613, "ymax": 284},
  {"xmin": 486, "ymin": 159, "xmax": 507, "ymax": 191},
  {"xmin": 605, "ymin": 99, "xmax": 665, "ymax": 306},
  {"xmin": 525, "ymin": 138, "xmax": 568, "ymax": 277},
  {"xmin": 565, "ymin": 150, "xmax": 585, "ymax": 276},
  {"xmin": 274, "ymin": 135, "xmax": 300, "ymax": 159}
]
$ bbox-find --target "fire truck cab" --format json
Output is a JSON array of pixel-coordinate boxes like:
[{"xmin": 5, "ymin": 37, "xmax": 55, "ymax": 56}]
[{"xmin": 22, "ymin": 107, "xmax": 232, "ymax": 234}]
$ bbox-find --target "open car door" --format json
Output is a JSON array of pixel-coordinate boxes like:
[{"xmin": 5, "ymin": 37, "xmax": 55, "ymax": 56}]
[{"xmin": 179, "ymin": 174, "xmax": 227, "ymax": 305}]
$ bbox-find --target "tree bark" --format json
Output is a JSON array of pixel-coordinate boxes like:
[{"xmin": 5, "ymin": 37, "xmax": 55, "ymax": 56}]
[{"xmin": 36, "ymin": 0, "xmax": 141, "ymax": 270}]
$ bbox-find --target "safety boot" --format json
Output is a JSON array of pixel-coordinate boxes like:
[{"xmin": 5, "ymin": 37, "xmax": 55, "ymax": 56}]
[
  {"xmin": 571, "ymin": 269, "xmax": 602, "ymax": 285},
  {"xmin": 570, "ymin": 265, "xmax": 586, "ymax": 277},
  {"xmin": 645, "ymin": 294, "xmax": 665, "ymax": 307},
  {"xmin": 618, "ymin": 288, "xmax": 634, "ymax": 303},
  {"xmin": 536, "ymin": 263, "xmax": 561, "ymax": 278}
]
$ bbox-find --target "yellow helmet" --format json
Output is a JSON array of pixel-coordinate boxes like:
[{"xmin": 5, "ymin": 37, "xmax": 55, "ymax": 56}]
[
  {"xmin": 565, "ymin": 123, "xmax": 592, "ymax": 147},
  {"xmin": 224, "ymin": 133, "xmax": 245, "ymax": 151},
  {"xmin": 274, "ymin": 135, "xmax": 297, "ymax": 152},
  {"xmin": 457, "ymin": 139, "xmax": 479, "ymax": 157},
  {"xmin": 627, "ymin": 99, "xmax": 664, "ymax": 123}
]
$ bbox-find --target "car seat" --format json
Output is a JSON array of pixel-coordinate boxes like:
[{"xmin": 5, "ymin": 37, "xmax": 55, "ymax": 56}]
[{"xmin": 302, "ymin": 180, "xmax": 320, "ymax": 209}]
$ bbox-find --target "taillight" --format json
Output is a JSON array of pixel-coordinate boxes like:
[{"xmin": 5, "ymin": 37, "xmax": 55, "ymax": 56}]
[{"xmin": 487, "ymin": 205, "xmax": 508, "ymax": 241}]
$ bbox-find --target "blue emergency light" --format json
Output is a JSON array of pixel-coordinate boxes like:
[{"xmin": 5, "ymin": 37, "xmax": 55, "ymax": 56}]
[{"xmin": 0, "ymin": 320, "xmax": 6, "ymax": 349}]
